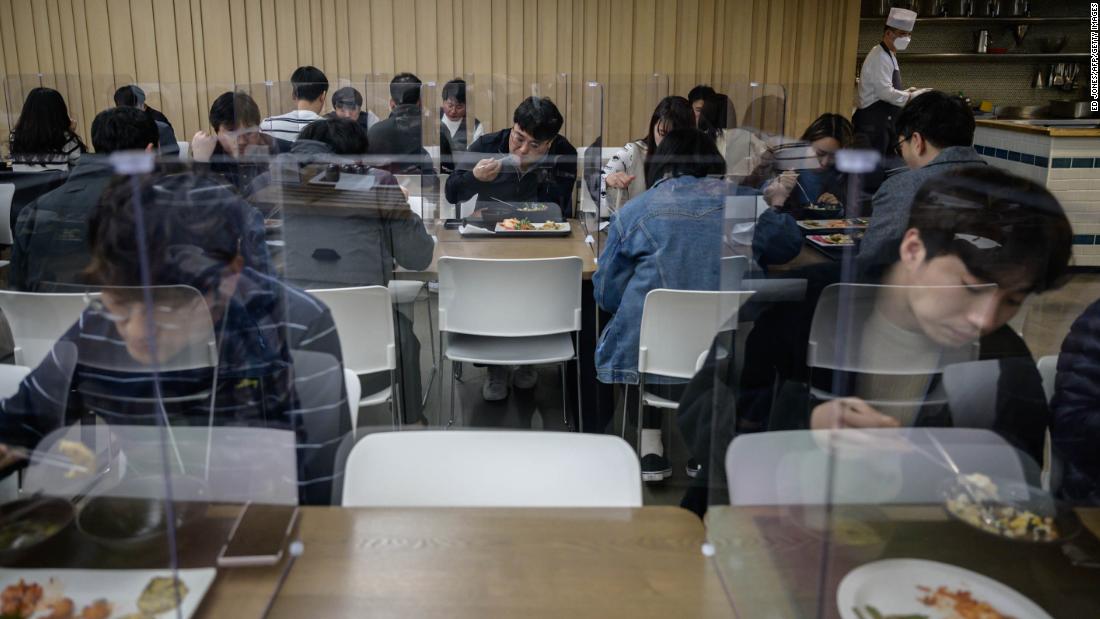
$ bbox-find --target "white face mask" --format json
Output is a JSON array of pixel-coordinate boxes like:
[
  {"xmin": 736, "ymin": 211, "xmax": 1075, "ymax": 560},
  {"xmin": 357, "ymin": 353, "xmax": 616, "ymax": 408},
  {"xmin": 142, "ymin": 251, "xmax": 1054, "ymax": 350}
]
[{"xmin": 894, "ymin": 35, "xmax": 911, "ymax": 51}]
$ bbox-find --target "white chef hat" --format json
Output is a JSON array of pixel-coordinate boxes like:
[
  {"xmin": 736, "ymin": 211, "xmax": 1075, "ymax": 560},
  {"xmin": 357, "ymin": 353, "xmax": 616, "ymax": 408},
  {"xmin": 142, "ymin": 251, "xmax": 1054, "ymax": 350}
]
[{"xmin": 887, "ymin": 8, "xmax": 917, "ymax": 31}]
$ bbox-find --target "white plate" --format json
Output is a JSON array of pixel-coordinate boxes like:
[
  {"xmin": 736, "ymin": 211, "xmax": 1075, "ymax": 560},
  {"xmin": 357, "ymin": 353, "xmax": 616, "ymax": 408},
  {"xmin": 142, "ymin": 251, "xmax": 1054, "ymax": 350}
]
[
  {"xmin": 0, "ymin": 567, "xmax": 216, "ymax": 618},
  {"xmin": 837, "ymin": 558, "xmax": 1051, "ymax": 619}
]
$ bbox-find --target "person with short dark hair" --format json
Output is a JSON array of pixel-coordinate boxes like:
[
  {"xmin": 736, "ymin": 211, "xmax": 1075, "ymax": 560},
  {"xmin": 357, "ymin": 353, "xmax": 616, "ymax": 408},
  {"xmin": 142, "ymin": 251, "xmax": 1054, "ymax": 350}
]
[
  {"xmin": 191, "ymin": 91, "xmax": 282, "ymax": 193},
  {"xmin": 0, "ymin": 171, "xmax": 349, "ymax": 505},
  {"xmin": 600, "ymin": 96, "xmax": 694, "ymax": 213},
  {"xmin": 366, "ymin": 73, "xmax": 433, "ymax": 175},
  {"xmin": 261, "ymin": 66, "xmax": 330, "ymax": 142},
  {"xmin": 325, "ymin": 86, "xmax": 380, "ymax": 131},
  {"xmin": 445, "ymin": 96, "xmax": 577, "ymax": 220},
  {"xmin": 676, "ymin": 166, "xmax": 1073, "ymax": 513},
  {"xmin": 297, "ymin": 117, "xmax": 369, "ymax": 155},
  {"xmin": 112, "ymin": 84, "xmax": 179, "ymax": 156},
  {"xmin": 858, "ymin": 90, "xmax": 985, "ymax": 263},
  {"xmin": 8, "ymin": 87, "xmax": 86, "ymax": 171},
  {"xmin": 687, "ymin": 84, "xmax": 716, "ymax": 125},
  {"xmin": 595, "ymin": 128, "xmax": 794, "ymax": 481},
  {"xmin": 439, "ymin": 78, "xmax": 483, "ymax": 173},
  {"xmin": 9, "ymin": 106, "xmax": 159, "ymax": 291}
]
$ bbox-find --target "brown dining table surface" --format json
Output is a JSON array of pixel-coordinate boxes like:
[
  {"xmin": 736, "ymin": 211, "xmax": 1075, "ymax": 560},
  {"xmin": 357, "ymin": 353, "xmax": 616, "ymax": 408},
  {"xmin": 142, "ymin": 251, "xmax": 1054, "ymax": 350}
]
[
  {"xmin": 197, "ymin": 505, "xmax": 732, "ymax": 618},
  {"xmin": 705, "ymin": 504, "xmax": 1100, "ymax": 619}
]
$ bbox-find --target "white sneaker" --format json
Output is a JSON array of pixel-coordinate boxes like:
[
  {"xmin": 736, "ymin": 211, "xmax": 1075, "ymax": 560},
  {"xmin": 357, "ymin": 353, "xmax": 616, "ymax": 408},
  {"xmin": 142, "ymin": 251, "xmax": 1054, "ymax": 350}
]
[
  {"xmin": 482, "ymin": 366, "xmax": 509, "ymax": 401},
  {"xmin": 512, "ymin": 365, "xmax": 538, "ymax": 389}
]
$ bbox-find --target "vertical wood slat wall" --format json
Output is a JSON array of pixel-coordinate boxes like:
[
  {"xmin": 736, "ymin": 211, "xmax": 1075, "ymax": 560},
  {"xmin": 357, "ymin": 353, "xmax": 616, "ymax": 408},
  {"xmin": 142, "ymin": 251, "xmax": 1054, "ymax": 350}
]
[{"xmin": 0, "ymin": 0, "xmax": 861, "ymax": 150}]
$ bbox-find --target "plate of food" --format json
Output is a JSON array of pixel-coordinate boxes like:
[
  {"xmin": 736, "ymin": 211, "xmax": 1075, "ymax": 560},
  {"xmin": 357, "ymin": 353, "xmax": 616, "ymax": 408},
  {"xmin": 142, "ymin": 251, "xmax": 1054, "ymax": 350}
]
[
  {"xmin": 798, "ymin": 218, "xmax": 869, "ymax": 230},
  {"xmin": 493, "ymin": 218, "xmax": 571, "ymax": 236},
  {"xmin": 807, "ymin": 233, "xmax": 861, "ymax": 247},
  {"xmin": 942, "ymin": 473, "xmax": 1077, "ymax": 543},
  {"xmin": 0, "ymin": 568, "xmax": 216, "ymax": 619},
  {"xmin": 837, "ymin": 558, "xmax": 1052, "ymax": 619}
]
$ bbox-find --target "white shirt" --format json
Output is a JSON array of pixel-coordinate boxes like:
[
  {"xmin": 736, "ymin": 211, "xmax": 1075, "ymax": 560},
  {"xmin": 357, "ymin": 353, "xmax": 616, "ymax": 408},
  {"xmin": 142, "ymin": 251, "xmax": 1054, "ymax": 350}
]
[
  {"xmin": 440, "ymin": 114, "xmax": 484, "ymax": 142},
  {"xmin": 858, "ymin": 44, "xmax": 909, "ymax": 109},
  {"xmin": 260, "ymin": 109, "xmax": 322, "ymax": 142}
]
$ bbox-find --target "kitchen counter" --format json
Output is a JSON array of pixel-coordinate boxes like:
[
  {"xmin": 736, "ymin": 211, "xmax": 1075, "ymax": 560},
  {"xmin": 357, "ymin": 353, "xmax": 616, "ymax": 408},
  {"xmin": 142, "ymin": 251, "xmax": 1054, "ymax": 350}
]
[{"xmin": 975, "ymin": 118, "xmax": 1100, "ymax": 138}]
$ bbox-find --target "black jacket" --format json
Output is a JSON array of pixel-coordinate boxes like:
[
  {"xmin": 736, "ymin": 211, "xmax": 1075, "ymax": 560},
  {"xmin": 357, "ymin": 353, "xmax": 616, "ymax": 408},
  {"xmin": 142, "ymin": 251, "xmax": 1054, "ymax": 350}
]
[
  {"xmin": 366, "ymin": 104, "xmax": 434, "ymax": 176},
  {"xmin": 445, "ymin": 128, "xmax": 577, "ymax": 218},
  {"xmin": 1051, "ymin": 297, "xmax": 1100, "ymax": 504}
]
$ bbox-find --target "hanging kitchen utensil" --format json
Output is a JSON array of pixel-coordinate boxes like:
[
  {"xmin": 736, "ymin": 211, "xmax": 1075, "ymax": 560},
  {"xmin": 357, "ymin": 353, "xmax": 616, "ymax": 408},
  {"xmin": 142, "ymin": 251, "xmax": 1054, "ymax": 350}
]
[
  {"xmin": 1032, "ymin": 68, "xmax": 1045, "ymax": 89},
  {"xmin": 1052, "ymin": 63, "xmax": 1065, "ymax": 87}
]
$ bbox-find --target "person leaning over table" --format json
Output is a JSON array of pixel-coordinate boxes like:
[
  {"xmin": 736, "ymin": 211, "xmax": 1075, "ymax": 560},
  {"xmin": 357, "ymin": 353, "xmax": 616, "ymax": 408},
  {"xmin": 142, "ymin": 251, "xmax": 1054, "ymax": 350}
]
[
  {"xmin": 599, "ymin": 96, "xmax": 695, "ymax": 215},
  {"xmin": 445, "ymin": 96, "xmax": 578, "ymax": 219},
  {"xmin": 858, "ymin": 90, "xmax": 986, "ymax": 265},
  {"xmin": 191, "ymin": 91, "xmax": 286, "ymax": 196},
  {"xmin": 0, "ymin": 171, "xmax": 349, "ymax": 505},
  {"xmin": 594, "ymin": 128, "xmax": 801, "ymax": 483},
  {"xmin": 325, "ymin": 86, "xmax": 380, "ymax": 132},
  {"xmin": 688, "ymin": 84, "xmax": 717, "ymax": 126},
  {"xmin": 674, "ymin": 166, "xmax": 1071, "ymax": 514}
]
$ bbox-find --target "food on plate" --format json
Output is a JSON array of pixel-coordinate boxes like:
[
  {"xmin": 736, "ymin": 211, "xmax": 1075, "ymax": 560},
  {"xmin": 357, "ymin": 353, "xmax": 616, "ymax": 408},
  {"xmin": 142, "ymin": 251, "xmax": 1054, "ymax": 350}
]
[
  {"xmin": 42, "ymin": 597, "xmax": 74, "ymax": 619},
  {"xmin": 499, "ymin": 218, "xmax": 536, "ymax": 231},
  {"xmin": 817, "ymin": 192, "xmax": 840, "ymax": 205},
  {"xmin": 0, "ymin": 519, "xmax": 63, "ymax": 551},
  {"xmin": 515, "ymin": 203, "xmax": 548, "ymax": 212},
  {"xmin": 539, "ymin": 221, "xmax": 563, "ymax": 230},
  {"xmin": 918, "ymin": 585, "xmax": 1011, "ymax": 619},
  {"xmin": 80, "ymin": 599, "xmax": 112, "ymax": 619},
  {"xmin": 822, "ymin": 233, "xmax": 855, "ymax": 245},
  {"xmin": 137, "ymin": 576, "xmax": 189, "ymax": 614},
  {"xmin": 945, "ymin": 473, "xmax": 1057, "ymax": 541},
  {"xmin": 56, "ymin": 440, "xmax": 95, "ymax": 478},
  {"xmin": 1, "ymin": 579, "xmax": 42, "ymax": 618}
]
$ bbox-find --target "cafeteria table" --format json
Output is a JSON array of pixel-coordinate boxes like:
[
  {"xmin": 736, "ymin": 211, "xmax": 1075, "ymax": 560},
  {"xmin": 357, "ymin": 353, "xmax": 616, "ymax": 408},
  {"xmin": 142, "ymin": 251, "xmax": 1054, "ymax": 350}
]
[
  {"xmin": 705, "ymin": 504, "xmax": 1100, "ymax": 618},
  {"xmin": 198, "ymin": 506, "xmax": 733, "ymax": 618}
]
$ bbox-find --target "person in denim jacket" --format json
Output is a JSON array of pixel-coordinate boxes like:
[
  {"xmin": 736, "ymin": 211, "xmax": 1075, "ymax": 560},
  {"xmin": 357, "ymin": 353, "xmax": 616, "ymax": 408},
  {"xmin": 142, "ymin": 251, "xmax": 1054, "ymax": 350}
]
[{"xmin": 594, "ymin": 128, "xmax": 800, "ymax": 481}]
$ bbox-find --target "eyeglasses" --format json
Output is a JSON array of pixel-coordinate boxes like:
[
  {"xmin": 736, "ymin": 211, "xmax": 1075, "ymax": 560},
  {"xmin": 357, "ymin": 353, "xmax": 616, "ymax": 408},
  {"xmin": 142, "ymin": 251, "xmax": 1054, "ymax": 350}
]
[
  {"xmin": 510, "ymin": 127, "xmax": 550, "ymax": 151},
  {"xmin": 893, "ymin": 134, "xmax": 912, "ymax": 156}
]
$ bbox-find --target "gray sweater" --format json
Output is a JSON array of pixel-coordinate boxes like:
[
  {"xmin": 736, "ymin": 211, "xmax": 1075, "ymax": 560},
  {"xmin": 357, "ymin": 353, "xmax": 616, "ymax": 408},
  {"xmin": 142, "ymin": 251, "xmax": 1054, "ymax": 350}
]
[{"xmin": 858, "ymin": 146, "xmax": 986, "ymax": 264}]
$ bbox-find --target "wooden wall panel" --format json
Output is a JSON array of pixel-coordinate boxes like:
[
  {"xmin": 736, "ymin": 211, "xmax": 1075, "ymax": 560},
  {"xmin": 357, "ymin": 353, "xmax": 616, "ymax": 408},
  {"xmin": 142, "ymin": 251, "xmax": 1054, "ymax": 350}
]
[{"xmin": 0, "ymin": 0, "xmax": 861, "ymax": 152}]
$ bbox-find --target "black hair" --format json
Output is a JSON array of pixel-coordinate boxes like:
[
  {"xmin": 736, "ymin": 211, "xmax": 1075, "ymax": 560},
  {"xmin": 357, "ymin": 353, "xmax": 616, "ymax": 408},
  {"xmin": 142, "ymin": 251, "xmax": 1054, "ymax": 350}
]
[
  {"xmin": 113, "ymin": 85, "xmax": 145, "ymax": 108},
  {"xmin": 8, "ymin": 87, "xmax": 87, "ymax": 158},
  {"xmin": 331, "ymin": 87, "xmax": 363, "ymax": 110},
  {"xmin": 644, "ymin": 128, "xmax": 726, "ymax": 189},
  {"xmin": 290, "ymin": 66, "xmax": 329, "ymax": 102},
  {"xmin": 512, "ymin": 97, "xmax": 563, "ymax": 141},
  {"xmin": 800, "ymin": 113, "xmax": 854, "ymax": 148},
  {"xmin": 698, "ymin": 93, "xmax": 737, "ymax": 138},
  {"xmin": 298, "ymin": 117, "xmax": 369, "ymax": 154},
  {"xmin": 87, "ymin": 172, "xmax": 255, "ymax": 293},
  {"xmin": 209, "ymin": 91, "xmax": 262, "ymax": 132},
  {"xmin": 90, "ymin": 106, "xmax": 159, "ymax": 153},
  {"xmin": 895, "ymin": 90, "xmax": 974, "ymax": 150},
  {"xmin": 390, "ymin": 72, "xmax": 422, "ymax": 105},
  {"xmin": 907, "ymin": 166, "xmax": 1072, "ymax": 293},
  {"xmin": 441, "ymin": 78, "xmax": 467, "ymax": 103},
  {"xmin": 640, "ymin": 96, "xmax": 695, "ymax": 180},
  {"xmin": 688, "ymin": 84, "xmax": 716, "ymax": 103}
]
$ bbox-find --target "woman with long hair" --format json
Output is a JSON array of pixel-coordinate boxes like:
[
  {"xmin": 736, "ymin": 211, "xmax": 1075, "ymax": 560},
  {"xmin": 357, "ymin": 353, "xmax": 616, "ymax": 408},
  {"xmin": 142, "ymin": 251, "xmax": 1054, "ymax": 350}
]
[{"xmin": 7, "ymin": 87, "xmax": 86, "ymax": 170}]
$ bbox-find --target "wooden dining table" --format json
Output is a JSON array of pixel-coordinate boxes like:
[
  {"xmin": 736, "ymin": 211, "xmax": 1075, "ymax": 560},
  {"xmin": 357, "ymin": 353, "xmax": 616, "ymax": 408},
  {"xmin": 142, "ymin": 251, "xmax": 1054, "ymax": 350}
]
[
  {"xmin": 705, "ymin": 504, "xmax": 1100, "ymax": 618},
  {"xmin": 196, "ymin": 506, "xmax": 733, "ymax": 618}
]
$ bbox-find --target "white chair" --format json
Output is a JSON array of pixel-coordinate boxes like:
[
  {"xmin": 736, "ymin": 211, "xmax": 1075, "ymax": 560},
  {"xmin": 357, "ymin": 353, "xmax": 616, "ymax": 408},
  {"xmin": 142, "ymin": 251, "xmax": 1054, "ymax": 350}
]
[
  {"xmin": 344, "ymin": 368, "xmax": 361, "ymax": 428},
  {"xmin": 725, "ymin": 428, "xmax": 1028, "ymax": 506},
  {"xmin": 308, "ymin": 286, "xmax": 402, "ymax": 427},
  {"xmin": 631, "ymin": 289, "xmax": 755, "ymax": 452},
  {"xmin": 0, "ymin": 364, "xmax": 30, "ymax": 398},
  {"xmin": 176, "ymin": 141, "xmax": 190, "ymax": 160},
  {"xmin": 0, "ymin": 184, "xmax": 15, "ymax": 269},
  {"xmin": 0, "ymin": 290, "xmax": 97, "ymax": 368},
  {"xmin": 342, "ymin": 430, "xmax": 641, "ymax": 507},
  {"xmin": 1037, "ymin": 354, "xmax": 1058, "ymax": 403},
  {"xmin": 438, "ymin": 257, "xmax": 583, "ymax": 429}
]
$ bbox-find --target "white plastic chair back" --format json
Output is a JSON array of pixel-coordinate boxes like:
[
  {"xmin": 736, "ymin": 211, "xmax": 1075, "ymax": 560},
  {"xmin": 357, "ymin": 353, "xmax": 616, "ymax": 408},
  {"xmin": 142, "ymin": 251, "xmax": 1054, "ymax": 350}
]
[
  {"xmin": 0, "ymin": 184, "xmax": 15, "ymax": 245},
  {"xmin": 438, "ymin": 257, "xmax": 582, "ymax": 337},
  {"xmin": 0, "ymin": 364, "xmax": 30, "ymax": 398},
  {"xmin": 344, "ymin": 368, "xmax": 361, "ymax": 427},
  {"xmin": 307, "ymin": 286, "xmax": 396, "ymax": 376},
  {"xmin": 0, "ymin": 291, "xmax": 96, "ymax": 368},
  {"xmin": 176, "ymin": 141, "xmax": 190, "ymax": 160},
  {"xmin": 637, "ymin": 289, "xmax": 755, "ymax": 380},
  {"xmin": 1037, "ymin": 354, "xmax": 1058, "ymax": 403},
  {"xmin": 725, "ymin": 428, "xmax": 1028, "ymax": 505},
  {"xmin": 342, "ymin": 430, "xmax": 641, "ymax": 507}
]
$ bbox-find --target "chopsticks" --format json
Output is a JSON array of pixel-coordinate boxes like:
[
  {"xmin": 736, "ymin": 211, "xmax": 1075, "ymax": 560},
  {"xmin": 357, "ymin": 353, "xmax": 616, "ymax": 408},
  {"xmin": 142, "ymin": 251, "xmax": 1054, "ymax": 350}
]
[{"xmin": 7, "ymin": 446, "xmax": 90, "ymax": 475}]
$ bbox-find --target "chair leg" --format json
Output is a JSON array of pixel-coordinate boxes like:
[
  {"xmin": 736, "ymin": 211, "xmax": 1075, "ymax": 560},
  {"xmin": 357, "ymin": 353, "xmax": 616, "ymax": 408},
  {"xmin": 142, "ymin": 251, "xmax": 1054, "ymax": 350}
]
[
  {"xmin": 421, "ymin": 283, "xmax": 437, "ymax": 410},
  {"xmin": 560, "ymin": 361, "xmax": 570, "ymax": 429},
  {"xmin": 573, "ymin": 334, "xmax": 583, "ymax": 433},
  {"xmin": 636, "ymin": 378, "xmax": 646, "ymax": 456},
  {"xmin": 390, "ymin": 368, "xmax": 401, "ymax": 430},
  {"xmin": 447, "ymin": 360, "xmax": 458, "ymax": 428}
]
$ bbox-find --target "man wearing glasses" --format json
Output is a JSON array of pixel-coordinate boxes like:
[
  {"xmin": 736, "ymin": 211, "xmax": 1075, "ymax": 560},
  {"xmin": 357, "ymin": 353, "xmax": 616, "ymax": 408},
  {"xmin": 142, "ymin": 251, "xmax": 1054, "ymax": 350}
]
[
  {"xmin": 858, "ymin": 90, "xmax": 986, "ymax": 265},
  {"xmin": 445, "ymin": 96, "xmax": 577, "ymax": 218}
]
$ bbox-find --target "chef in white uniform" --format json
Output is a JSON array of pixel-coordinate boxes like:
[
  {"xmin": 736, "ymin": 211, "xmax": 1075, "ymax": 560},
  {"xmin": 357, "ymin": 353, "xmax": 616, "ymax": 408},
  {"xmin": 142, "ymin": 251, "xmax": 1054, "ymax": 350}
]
[{"xmin": 854, "ymin": 8, "xmax": 928, "ymax": 158}]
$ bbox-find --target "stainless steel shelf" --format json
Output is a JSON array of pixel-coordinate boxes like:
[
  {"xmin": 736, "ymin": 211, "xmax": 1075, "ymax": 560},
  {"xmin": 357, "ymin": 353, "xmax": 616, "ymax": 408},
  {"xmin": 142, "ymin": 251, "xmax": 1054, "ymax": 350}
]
[
  {"xmin": 855, "ymin": 52, "xmax": 1088, "ymax": 62},
  {"xmin": 859, "ymin": 16, "xmax": 1087, "ymax": 23}
]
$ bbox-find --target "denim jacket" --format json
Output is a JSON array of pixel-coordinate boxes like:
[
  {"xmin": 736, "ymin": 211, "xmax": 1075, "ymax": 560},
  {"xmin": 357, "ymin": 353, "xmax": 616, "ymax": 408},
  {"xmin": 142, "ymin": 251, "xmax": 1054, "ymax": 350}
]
[{"xmin": 594, "ymin": 175, "xmax": 795, "ymax": 384}]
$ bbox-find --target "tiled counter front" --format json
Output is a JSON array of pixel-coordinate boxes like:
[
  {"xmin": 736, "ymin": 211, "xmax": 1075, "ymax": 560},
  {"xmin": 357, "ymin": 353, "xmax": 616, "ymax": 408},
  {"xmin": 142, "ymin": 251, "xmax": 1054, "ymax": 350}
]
[{"xmin": 974, "ymin": 126, "xmax": 1100, "ymax": 267}]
